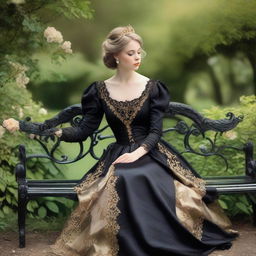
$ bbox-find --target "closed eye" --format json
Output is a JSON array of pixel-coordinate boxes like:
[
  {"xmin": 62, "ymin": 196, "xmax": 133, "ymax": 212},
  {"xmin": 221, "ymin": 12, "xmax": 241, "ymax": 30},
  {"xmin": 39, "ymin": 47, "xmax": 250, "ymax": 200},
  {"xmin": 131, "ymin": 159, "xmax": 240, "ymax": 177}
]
[{"xmin": 128, "ymin": 52, "xmax": 141, "ymax": 56}]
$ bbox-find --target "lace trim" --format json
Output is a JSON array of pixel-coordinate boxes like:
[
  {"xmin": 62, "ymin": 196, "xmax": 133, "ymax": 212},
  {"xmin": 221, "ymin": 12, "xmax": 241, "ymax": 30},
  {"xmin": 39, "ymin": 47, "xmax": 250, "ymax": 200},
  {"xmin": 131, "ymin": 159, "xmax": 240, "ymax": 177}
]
[
  {"xmin": 73, "ymin": 161, "xmax": 104, "ymax": 193},
  {"xmin": 97, "ymin": 80, "xmax": 154, "ymax": 143},
  {"xmin": 50, "ymin": 161, "xmax": 121, "ymax": 256},
  {"xmin": 157, "ymin": 142, "xmax": 206, "ymax": 240},
  {"xmin": 105, "ymin": 164, "xmax": 121, "ymax": 256},
  {"xmin": 157, "ymin": 142, "xmax": 206, "ymax": 196}
]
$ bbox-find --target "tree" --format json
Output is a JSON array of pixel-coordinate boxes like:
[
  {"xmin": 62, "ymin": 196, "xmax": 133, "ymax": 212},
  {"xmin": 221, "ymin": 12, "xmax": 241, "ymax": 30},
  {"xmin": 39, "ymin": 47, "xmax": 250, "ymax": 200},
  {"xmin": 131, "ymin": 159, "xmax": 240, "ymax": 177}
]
[{"xmin": 0, "ymin": 0, "xmax": 94, "ymax": 218}]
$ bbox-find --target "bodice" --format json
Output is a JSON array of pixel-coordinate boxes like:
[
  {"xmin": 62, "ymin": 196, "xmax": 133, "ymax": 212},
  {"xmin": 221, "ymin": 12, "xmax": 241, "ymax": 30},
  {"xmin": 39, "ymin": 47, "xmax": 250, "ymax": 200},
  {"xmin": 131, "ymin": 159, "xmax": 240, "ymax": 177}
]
[{"xmin": 96, "ymin": 80, "xmax": 154, "ymax": 145}]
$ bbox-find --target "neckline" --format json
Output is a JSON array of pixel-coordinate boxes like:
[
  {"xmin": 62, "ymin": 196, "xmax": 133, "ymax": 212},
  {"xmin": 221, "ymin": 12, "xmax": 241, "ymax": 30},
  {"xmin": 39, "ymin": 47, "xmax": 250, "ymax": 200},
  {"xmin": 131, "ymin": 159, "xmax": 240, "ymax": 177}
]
[{"xmin": 101, "ymin": 79, "xmax": 153, "ymax": 103}]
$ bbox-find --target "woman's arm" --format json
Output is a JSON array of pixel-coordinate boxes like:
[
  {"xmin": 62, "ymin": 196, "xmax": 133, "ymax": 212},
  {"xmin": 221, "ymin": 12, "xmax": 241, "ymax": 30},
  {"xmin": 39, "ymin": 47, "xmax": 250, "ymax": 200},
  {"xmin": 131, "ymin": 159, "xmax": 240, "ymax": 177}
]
[
  {"xmin": 2, "ymin": 81, "xmax": 104, "ymax": 142},
  {"xmin": 138, "ymin": 80, "xmax": 170, "ymax": 153}
]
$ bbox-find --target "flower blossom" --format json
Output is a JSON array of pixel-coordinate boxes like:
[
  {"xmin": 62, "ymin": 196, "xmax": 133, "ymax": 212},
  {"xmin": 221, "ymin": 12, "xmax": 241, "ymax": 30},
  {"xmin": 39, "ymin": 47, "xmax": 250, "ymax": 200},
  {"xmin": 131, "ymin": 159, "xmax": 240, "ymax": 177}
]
[
  {"xmin": 39, "ymin": 108, "xmax": 48, "ymax": 115},
  {"xmin": 60, "ymin": 41, "xmax": 73, "ymax": 54},
  {"xmin": 16, "ymin": 73, "xmax": 30, "ymax": 88},
  {"xmin": 223, "ymin": 130, "xmax": 237, "ymax": 140},
  {"xmin": 10, "ymin": 0, "xmax": 25, "ymax": 4},
  {"xmin": 44, "ymin": 27, "xmax": 63, "ymax": 43},
  {"xmin": 9, "ymin": 61, "xmax": 30, "ymax": 88},
  {"xmin": 0, "ymin": 125, "xmax": 6, "ymax": 138},
  {"xmin": 18, "ymin": 107, "xmax": 24, "ymax": 118}
]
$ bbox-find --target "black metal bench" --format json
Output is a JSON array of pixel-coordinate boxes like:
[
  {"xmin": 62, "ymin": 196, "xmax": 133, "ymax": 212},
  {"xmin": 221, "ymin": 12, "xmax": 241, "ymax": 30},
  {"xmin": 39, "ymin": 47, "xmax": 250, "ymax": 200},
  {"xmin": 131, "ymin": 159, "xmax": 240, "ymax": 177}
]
[{"xmin": 14, "ymin": 102, "xmax": 256, "ymax": 248}]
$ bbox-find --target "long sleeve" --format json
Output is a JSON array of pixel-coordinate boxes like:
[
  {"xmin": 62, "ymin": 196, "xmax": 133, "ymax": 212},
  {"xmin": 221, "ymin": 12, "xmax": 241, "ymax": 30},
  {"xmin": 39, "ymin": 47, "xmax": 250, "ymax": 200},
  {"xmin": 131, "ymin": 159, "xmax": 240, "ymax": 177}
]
[
  {"xmin": 140, "ymin": 80, "xmax": 170, "ymax": 152},
  {"xmin": 59, "ymin": 81, "xmax": 104, "ymax": 142}
]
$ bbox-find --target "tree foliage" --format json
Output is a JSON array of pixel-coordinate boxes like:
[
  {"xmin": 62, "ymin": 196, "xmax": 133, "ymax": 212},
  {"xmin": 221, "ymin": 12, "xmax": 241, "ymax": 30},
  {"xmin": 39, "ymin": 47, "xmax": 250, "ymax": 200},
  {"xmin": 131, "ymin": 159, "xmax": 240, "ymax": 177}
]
[{"xmin": 0, "ymin": 0, "xmax": 94, "ymax": 219}]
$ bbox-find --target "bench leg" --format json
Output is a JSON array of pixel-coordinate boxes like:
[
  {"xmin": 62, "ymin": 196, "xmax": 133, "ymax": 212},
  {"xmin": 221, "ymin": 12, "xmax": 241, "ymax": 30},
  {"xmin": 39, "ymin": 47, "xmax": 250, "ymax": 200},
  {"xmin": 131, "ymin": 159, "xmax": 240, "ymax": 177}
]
[
  {"xmin": 252, "ymin": 198, "xmax": 256, "ymax": 226},
  {"xmin": 247, "ymin": 193, "xmax": 256, "ymax": 226},
  {"xmin": 18, "ymin": 186, "xmax": 28, "ymax": 248}
]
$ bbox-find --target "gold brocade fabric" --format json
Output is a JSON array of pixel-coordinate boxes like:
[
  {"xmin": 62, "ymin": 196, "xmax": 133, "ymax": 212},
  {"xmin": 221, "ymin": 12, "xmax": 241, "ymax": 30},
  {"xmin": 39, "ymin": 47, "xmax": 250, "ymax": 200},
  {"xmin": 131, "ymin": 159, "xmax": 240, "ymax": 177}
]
[
  {"xmin": 174, "ymin": 180, "xmax": 233, "ymax": 240},
  {"xmin": 157, "ymin": 141, "xmax": 233, "ymax": 240},
  {"xmin": 157, "ymin": 142, "xmax": 206, "ymax": 196},
  {"xmin": 49, "ymin": 161, "xmax": 120, "ymax": 256}
]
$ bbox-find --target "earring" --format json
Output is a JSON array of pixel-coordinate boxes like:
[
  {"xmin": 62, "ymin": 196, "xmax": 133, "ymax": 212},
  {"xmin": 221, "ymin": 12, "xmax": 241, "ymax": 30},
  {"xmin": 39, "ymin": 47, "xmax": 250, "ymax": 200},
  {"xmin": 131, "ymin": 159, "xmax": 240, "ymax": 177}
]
[{"xmin": 116, "ymin": 59, "xmax": 119, "ymax": 64}]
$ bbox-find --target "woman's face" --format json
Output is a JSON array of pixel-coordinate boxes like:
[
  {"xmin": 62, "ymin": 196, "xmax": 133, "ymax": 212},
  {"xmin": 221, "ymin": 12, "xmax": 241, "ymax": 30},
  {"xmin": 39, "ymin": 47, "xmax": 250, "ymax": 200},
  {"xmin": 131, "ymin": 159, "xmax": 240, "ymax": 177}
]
[{"xmin": 114, "ymin": 40, "xmax": 142, "ymax": 70}]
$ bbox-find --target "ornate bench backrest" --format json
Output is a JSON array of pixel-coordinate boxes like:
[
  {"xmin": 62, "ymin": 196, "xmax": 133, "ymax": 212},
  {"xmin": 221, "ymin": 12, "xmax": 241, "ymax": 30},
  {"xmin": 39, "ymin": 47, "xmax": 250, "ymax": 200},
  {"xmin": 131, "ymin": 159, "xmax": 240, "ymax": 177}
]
[{"xmin": 17, "ymin": 102, "xmax": 256, "ymax": 178}]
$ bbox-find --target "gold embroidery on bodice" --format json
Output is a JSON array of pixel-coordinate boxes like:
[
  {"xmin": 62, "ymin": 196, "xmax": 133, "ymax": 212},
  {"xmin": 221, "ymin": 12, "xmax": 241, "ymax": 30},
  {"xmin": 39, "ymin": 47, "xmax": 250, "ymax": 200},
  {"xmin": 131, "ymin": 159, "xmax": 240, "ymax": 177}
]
[{"xmin": 97, "ymin": 80, "xmax": 154, "ymax": 143}]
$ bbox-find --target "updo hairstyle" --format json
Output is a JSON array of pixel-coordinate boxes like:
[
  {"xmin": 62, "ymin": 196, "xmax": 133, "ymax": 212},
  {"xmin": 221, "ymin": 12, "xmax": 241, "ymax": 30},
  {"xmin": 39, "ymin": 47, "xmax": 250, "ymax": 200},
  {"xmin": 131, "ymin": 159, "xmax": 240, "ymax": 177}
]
[{"xmin": 101, "ymin": 24, "xmax": 146, "ymax": 69}]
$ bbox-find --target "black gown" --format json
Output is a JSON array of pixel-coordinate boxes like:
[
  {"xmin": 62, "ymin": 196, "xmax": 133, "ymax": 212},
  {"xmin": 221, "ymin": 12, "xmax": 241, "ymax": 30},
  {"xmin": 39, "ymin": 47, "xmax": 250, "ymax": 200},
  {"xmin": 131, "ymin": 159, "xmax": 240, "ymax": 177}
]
[{"xmin": 46, "ymin": 79, "xmax": 237, "ymax": 256}]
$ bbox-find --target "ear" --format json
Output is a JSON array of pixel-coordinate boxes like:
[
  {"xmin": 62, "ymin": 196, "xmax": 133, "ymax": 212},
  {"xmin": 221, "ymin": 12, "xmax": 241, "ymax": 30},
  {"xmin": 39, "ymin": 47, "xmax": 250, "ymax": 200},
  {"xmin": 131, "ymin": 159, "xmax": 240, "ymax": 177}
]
[{"xmin": 113, "ymin": 52, "xmax": 121, "ymax": 59}]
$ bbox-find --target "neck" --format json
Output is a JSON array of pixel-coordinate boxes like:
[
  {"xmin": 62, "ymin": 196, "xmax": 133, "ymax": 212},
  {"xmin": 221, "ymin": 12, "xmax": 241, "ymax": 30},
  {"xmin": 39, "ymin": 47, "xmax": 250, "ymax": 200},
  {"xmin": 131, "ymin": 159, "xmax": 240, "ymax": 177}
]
[{"xmin": 113, "ymin": 69, "xmax": 138, "ymax": 83}]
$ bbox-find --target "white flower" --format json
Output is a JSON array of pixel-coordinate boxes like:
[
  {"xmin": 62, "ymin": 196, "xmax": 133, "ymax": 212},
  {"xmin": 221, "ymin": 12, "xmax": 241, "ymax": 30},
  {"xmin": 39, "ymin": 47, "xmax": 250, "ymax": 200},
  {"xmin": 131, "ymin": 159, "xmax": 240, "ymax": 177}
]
[
  {"xmin": 10, "ymin": 0, "xmax": 25, "ymax": 4},
  {"xmin": 38, "ymin": 108, "xmax": 48, "ymax": 115},
  {"xmin": 0, "ymin": 125, "xmax": 6, "ymax": 138},
  {"xmin": 9, "ymin": 61, "xmax": 30, "ymax": 88},
  {"xmin": 28, "ymin": 134, "xmax": 35, "ymax": 139},
  {"xmin": 44, "ymin": 27, "xmax": 63, "ymax": 44},
  {"xmin": 9, "ymin": 61, "xmax": 29, "ymax": 73},
  {"xmin": 223, "ymin": 130, "xmax": 237, "ymax": 140},
  {"xmin": 60, "ymin": 41, "xmax": 73, "ymax": 54},
  {"xmin": 16, "ymin": 73, "xmax": 30, "ymax": 88},
  {"xmin": 18, "ymin": 107, "xmax": 24, "ymax": 118},
  {"xmin": 207, "ymin": 56, "xmax": 219, "ymax": 66}
]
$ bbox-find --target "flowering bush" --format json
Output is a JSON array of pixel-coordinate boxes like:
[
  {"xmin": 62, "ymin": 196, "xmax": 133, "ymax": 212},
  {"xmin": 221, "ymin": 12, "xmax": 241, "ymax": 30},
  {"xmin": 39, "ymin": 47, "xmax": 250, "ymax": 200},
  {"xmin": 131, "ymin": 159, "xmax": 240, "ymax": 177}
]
[{"xmin": 0, "ymin": 0, "xmax": 94, "ymax": 220}]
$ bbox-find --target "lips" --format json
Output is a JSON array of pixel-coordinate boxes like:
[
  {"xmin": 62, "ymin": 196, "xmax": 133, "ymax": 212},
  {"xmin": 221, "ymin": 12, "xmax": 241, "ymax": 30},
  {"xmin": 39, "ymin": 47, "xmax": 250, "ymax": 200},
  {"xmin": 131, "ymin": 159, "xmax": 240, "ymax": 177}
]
[{"xmin": 134, "ymin": 63, "xmax": 140, "ymax": 66}]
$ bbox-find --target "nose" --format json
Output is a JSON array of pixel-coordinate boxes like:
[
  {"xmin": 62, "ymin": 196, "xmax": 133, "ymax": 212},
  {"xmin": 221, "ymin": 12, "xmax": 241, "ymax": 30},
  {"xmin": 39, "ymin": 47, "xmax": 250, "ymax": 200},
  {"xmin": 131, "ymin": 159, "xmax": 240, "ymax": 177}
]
[{"xmin": 135, "ymin": 53, "xmax": 140, "ymax": 60}]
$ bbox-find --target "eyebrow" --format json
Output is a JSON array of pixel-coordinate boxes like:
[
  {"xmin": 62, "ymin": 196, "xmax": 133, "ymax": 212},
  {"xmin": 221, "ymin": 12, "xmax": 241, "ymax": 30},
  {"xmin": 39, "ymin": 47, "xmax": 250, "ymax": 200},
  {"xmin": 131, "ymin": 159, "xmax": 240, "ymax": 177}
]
[{"xmin": 127, "ymin": 48, "xmax": 141, "ymax": 52}]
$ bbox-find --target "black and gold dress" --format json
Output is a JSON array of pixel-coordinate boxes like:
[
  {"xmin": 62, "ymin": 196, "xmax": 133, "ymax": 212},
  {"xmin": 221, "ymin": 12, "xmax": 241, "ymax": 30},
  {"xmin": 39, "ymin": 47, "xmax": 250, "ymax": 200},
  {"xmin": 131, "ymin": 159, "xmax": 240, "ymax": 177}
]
[{"xmin": 48, "ymin": 79, "xmax": 237, "ymax": 256}]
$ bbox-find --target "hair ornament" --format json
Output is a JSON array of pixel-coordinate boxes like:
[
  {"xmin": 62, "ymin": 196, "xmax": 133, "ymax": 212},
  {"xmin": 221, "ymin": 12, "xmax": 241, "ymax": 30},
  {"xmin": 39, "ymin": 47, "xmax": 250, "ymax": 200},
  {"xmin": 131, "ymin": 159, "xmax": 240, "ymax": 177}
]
[{"xmin": 120, "ymin": 24, "xmax": 135, "ymax": 37}]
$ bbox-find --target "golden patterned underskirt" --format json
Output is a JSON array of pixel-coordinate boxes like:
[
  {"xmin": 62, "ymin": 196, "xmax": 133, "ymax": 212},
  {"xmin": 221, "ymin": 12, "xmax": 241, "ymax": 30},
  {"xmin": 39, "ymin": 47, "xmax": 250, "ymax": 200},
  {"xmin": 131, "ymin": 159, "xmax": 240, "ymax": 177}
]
[
  {"xmin": 157, "ymin": 141, "xmax": 234, "ymax": 240},
  {"xmin": 49, "ymin": 161, "xmax": 120, "ymax": 256}
]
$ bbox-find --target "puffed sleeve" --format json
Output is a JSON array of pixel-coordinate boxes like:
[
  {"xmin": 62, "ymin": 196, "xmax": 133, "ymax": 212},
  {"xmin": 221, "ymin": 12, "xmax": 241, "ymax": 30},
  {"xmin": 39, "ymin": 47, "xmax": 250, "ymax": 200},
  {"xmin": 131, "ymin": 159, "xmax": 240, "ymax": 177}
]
[
  {"xmin": 139, "ymin": 80, "xmax": 170, "ymax": 152},
  {"xmin": 59, "ymin": 81, "xmax": 104, "ymax": 142}
]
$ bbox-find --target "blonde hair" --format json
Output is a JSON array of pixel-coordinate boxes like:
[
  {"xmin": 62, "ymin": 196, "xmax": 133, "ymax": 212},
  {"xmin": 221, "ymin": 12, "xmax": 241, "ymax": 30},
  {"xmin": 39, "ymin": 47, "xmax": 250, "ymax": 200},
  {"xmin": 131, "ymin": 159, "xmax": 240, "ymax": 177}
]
[{"xmin": 101, "ymin": 25, "xmax": 146, "ymax": 69}]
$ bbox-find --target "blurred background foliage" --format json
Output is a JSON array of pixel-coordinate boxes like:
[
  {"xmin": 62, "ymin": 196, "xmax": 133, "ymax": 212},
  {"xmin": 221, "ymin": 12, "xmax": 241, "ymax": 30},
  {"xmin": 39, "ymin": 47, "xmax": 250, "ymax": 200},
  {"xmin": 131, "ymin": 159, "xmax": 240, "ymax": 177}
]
[{"xmin": 1, "ymin": 0, "xmax": 256, "ymax": 228}]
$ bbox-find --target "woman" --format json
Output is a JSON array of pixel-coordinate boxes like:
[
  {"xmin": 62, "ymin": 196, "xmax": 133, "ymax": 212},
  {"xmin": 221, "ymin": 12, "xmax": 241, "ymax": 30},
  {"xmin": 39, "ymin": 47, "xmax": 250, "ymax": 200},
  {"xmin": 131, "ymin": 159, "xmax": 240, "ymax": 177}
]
[{"xmin": 3, "ymin": 25, "xmax": 238, "ymax": 256}]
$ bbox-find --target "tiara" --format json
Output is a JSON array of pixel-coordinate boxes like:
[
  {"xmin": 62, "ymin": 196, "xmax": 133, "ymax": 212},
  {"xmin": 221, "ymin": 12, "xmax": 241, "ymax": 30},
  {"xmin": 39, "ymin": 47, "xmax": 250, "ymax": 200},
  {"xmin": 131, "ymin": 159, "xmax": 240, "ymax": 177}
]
[{"xmin": 120, "ymin": 25, "xmax": 135, "ymax": 37}]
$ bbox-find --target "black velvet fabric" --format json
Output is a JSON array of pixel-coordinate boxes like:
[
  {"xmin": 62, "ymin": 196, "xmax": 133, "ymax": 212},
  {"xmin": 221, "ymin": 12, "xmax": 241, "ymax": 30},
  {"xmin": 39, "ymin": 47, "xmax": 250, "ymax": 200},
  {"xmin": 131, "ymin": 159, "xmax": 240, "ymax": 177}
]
[{"xmin": 20, "ymin": 79, "xmax": 238, "ymax": 255}]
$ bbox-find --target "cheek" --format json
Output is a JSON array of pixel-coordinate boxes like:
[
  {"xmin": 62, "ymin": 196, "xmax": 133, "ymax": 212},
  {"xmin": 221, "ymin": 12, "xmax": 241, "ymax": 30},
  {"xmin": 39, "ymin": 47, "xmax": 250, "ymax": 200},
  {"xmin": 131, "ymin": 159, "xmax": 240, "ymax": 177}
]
[{"xmin": 121, "ymin": 55, "xmax": 133, "ymax": 64}]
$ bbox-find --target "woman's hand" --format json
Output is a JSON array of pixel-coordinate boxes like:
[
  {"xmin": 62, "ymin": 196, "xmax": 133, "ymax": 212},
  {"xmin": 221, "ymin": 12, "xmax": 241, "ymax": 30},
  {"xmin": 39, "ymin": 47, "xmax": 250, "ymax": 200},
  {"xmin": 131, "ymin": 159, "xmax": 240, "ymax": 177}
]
[
  {"xmin": 112, "ymin": 146, "xmax": 148, "ymax": 165},
  {"xmin": 112, "ymin": 152, "xmax": 140, "ymax": 165},
  {"xmin": 2, "ymin": 118, "xmax": 20, "ymax": 133}
]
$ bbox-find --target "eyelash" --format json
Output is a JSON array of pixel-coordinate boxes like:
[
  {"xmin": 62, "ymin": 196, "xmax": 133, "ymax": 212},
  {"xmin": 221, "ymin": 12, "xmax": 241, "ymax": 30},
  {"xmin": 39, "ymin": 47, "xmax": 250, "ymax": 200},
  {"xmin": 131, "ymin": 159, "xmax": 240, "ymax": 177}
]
[{"xmin": 128, "ymin": 52, "xmax": 141, "ymax": 56}]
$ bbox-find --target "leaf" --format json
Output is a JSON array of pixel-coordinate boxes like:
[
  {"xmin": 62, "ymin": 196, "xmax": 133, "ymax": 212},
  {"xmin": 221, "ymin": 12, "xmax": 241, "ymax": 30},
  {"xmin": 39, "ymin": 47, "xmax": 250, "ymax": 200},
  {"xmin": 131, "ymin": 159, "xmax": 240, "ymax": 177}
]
[
  {"xmin": 38, "ymin": 206, "xmax": 47, "ymax": 218},
  {"xmin": 45, "ymin": 201, "xmax": 59, "ymax": 213},
  {"xmin": 218, "ymin": 199, "xmax": 228, "ymax": 209},
  {"xmin": 22, "ymin": 16, "xmax": 42, "ymax": 33},
  {"xmin": 2, "ymin": 206, "xmax": 11, "ymax": 214},
  {"xmin": 0, "ymin": 182, "xmax": 6, "ymax": 192},
  {"xmin": 6, "ymin": 194, "xmax": 11, "ymax": 204},
  {"xmin": 235, "ymin": 202, "xmax": 250, "ymax": 214},
  {"xmin": 27, "ymin": 201, "xmax": 34, "ymax": 212},
  {"xmin": 0, "ymin": 210, "xmax": 4, "ymax": 218},
  {"xmin": 31, "ymin": 200, "xmax": 39, "ymax": 208}
]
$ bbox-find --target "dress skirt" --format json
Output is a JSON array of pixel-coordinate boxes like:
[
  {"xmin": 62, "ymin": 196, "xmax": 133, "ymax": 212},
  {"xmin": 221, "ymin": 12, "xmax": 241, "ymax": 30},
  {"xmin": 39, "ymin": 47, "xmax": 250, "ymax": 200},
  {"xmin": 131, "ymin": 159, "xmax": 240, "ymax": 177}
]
[{"xmin": 49, "ymin": 140, "xmax": 238, "ymax": 256}]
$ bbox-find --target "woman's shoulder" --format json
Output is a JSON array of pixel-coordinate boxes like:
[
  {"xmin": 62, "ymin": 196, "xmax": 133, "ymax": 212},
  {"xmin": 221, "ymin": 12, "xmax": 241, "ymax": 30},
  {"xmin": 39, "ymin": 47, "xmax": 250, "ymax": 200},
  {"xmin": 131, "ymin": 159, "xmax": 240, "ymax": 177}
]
[{"xmin": 150, "ymin": 79, "xmax": 169, "ymax": 91}]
